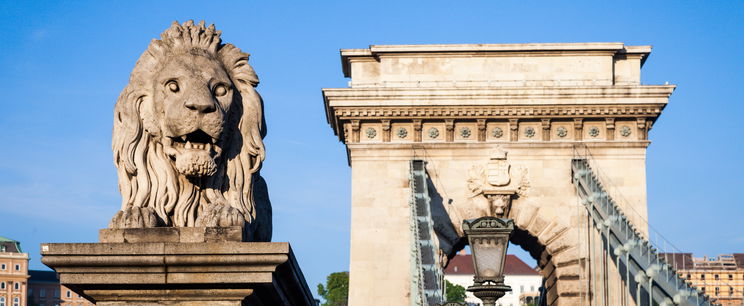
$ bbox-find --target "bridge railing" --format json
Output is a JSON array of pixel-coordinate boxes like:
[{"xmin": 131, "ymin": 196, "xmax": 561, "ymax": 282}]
[
  {"xmin": 409, "ymin": 160, "xmax": 445, "ymax": 305},
  {"xmin": 571, "ymin": 154, "xmax": 714, "ymax": 306}
]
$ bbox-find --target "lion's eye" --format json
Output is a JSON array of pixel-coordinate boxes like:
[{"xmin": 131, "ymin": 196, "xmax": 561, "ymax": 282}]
[
  {"xmin": 166, "ymin": 81, "xmax": 179, "ymax": 93},
  {"xmin": 213, "ymin": 84, "xmax": 228, "ymax": 97}
]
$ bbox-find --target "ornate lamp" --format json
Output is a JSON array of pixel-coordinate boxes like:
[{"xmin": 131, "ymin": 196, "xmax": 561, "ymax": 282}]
[{"xmin": 462, "ymin": 217, "xmax": 514, "ymax": 306}]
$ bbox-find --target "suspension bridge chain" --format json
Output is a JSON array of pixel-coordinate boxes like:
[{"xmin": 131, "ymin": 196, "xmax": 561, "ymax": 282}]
[
  {"xmin": 410, "ymin": 160, "xmax": 445, "ymax": 305},
  {"xmin": 572, "ymin": 158, "xmax": 713, "ymax": 306}
]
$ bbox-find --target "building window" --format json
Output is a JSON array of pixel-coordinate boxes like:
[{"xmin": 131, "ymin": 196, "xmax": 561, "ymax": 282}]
[
  {"xmin": 12, "ymin": 283, "xmax": 18, "ymax": 291},
  {"xmin": 520, "ymin": 285, "xmax": 524, "ymax": 293},
  {"xmin": 701, "ymin": 274, "xmax": 705, "ymax": 280},
  {"xmin": 701, "ymin": 287, "xmax": 706, "ymax": 293},
  {"xmin": 54, "ymin": 289, "xmax": 60, "ymax": 298},
  {"xmin": 0, "ymin": 297, "xmax": 5, "ymax": 306},
  {"xmin": 40, "ymin": 288, "xmax": 46, "ymax": 297},
  {"xmin": 715, "ymin": 287, "xmax": 719, "ymax": 295},
  {"xmin": 729, "ymin": 274, "xmax": 733, "ymax": 280},
  {"xmin": 687, "ymin": 273, "xmax": 691, "ymax": 279},
  {"xmin": 0, "ymin": 264, "xmax": 5, "ymax": 270},
  {"xmin": 714, "ymin": 274, "xmax": 719, "ymax": 280},
  {"xmin": 13, "ymin": 264, "xmax": 19, "ymax": 271},
  {"xmin": 0, "ymin": 282, "xmax": 5, "ymax": 289},
  {"xmin": 11, "ymin": 297, "xmax": 17, "ymax": 306},
  {"xmin": 730, "ymin": 287, "xmax": 734, "ymax": 296},
  {"xmin": 66, "ymin": 290, "xmax": 71, "ymax": 298}
]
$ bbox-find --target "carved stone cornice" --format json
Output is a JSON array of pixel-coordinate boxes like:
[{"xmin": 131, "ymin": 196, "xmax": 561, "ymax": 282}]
[
  {"xmin": 324, "ymin": 86, "xmax": 673, "ymax": 145},
  {"xmin": 323, "ymin": 86, "xmax": 675, "ymax": 104},
  {"xmin": 333, "ymin": 104, "xmax": 664, "ymax": 119}
]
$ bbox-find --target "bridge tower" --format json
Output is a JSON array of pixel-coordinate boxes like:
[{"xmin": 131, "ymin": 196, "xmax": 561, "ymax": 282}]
[{"xmin": 323, "ymin": 43, "xmax": 675, "ymax": 305}]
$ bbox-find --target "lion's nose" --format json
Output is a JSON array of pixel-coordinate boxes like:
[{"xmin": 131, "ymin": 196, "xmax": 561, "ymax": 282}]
[{"xmin": 184, "ymin": 99, "xmax": 217, "ymax": 113}]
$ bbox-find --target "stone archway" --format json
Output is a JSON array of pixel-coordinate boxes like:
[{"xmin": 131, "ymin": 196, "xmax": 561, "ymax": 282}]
[
  {"xmin": 428, "ymin": 154, "xmax": 590, "ymax": 306},
  {"xmin": 509, "ymin": 201, "xmax": 586, "ymax": 305}
]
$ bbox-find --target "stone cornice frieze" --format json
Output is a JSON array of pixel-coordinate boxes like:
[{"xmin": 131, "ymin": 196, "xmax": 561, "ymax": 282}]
[
  {"xmin": 323, "ymin": 86, "xmax": 675, "ymax": 105},
  {"xmin": 333, "ymin": 104, "xmax": 663, "ymax": 119},
  {"xmin": 323, "ymin": 86, "xmax": 673, "ymax": 145}
]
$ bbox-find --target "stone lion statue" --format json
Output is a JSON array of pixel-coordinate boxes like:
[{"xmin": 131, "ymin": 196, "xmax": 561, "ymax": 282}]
[{"xmin": 109, "ymin": 20, "xmax": 271, "ymax": 241}]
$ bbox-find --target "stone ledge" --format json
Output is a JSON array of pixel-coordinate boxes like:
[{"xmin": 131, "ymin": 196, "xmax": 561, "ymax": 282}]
[
  {"xmin": 99, "ymin": 226, "xmax": 245, "ymax": 243},
  {"xmin": 41, "ymin": 241, "xmax": 314, "ymax": 306}
]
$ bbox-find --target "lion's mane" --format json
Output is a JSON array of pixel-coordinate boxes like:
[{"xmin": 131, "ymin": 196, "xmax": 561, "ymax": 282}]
[{"xmin": 112, "ymin": 21, "xmax": 270, "ymax": 241}]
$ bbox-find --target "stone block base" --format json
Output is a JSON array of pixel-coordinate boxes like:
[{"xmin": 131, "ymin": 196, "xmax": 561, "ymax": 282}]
[
  {"xmin": 99, "ymin": 226, "xmax": 246, "ymax": 243},
  {"xmin": 41, "ymin": 231, "xmax": 315, "ymax": 306}
]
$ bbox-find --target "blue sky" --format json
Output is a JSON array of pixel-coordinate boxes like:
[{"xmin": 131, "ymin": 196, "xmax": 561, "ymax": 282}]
[{"xmin": 0, "ymin": 0, "xmax": 742, "ymax": 293}]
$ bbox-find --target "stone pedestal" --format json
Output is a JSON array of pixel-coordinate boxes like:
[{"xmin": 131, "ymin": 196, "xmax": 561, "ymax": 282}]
[{"xmin": 41, "ymin": 227, "xmax": 316, "ymax": 306}]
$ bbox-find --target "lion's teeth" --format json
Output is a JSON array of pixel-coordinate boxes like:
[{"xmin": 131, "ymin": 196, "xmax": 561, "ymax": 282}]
[
  {"xmin": 181, "ymin": 136, "xmax": 187, "ymax": 141},
  {"xmin": 206, "ymin": 143, "xmax": 212, "ymax": 151},
  {"xmin": 185, "ymin": 141, "xmax": 193, "ymax": 149}
]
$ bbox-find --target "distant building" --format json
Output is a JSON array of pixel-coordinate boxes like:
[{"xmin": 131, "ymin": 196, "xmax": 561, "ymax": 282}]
[
  {"xmin": 0, "ymin": 236, "xmax": 29, "ymax": 306},
  {"xmin": 444, "ymin": 253, "xmax": 542, "ymax": 306},
  {"xmin": 27, "ymin": 270, "xmax": 94, "ymax": 306},
  {"xmin": 661, "ymin": 253, "xmax": 744, "ymax": 306}
]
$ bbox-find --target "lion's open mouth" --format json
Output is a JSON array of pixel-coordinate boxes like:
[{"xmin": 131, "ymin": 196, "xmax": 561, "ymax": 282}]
[
  {"xmin": 164, "ymin": 129, "xmax": 222, "ymax": 177},
  {"xmin": 171, "ymin": 129, "xmax": 216, "ymax": 152}
]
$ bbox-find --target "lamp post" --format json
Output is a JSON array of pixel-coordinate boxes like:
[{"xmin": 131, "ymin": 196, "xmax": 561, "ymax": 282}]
[{"xmin": 462, "ymin": 217, "xmax": 514, "ymax": 306}]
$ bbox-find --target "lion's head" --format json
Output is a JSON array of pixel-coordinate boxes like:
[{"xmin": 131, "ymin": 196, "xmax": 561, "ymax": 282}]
[{"xmin": 111, "ymin": 21, "xmax": 270, "ymax": 241}]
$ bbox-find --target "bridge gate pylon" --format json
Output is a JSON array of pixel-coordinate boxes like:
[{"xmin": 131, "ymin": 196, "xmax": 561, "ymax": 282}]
[{"xmin": 323, "ymin": 43, "xmax": 691, "ymax": 305}]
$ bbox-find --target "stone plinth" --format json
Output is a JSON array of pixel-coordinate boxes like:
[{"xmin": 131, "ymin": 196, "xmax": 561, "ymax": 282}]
[{"xmin": 41, "ymin": 228, "xmax": 315, "ymax": 306}]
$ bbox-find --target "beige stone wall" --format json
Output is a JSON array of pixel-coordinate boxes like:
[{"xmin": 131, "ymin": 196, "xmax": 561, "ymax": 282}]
[
  {"xmin": 347, "ymin": 142, "xmax": 647, "ymax": 305},
  {"xmin": 343, "ymin": 43, "xmax": 650, "ymax": 88},
  {"xmin": 348, "ymin": 158, "xmax": 413, "ymax": 306}
]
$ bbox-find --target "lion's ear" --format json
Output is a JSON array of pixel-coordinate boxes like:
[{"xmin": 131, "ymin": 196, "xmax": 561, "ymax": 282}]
[{"xmin": 219, "ymin": 44, "xmax": 259, "ymax": 86}]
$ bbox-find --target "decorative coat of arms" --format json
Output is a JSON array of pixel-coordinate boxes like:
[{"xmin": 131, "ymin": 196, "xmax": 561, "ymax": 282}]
[
  {"xmin": 466, "ymin": 147, "xmax": 529, "ymax": 218},
  {"xmin": 486, "ymin": 147, "xmax": 511, "ymax": 186}
]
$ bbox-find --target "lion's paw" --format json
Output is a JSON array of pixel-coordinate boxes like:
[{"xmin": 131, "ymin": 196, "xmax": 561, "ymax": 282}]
[
  {"xmin": 195, "ymin": 204, "xmax": 245, "ymax": 227},
  {"xmin": 109, "ymin": 206, "xmax": 159, "ymax": 229}
]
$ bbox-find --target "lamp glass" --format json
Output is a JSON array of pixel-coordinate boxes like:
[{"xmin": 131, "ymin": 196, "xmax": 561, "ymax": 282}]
[{"xmin": 471, "ymin": 236, "xmax": 508, "ymax": 280}]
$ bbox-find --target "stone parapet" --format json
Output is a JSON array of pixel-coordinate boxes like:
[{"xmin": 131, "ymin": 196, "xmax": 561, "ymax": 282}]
[{"xmin": 41, "ymin": 237, "xmax": 315, "ymax": 306}]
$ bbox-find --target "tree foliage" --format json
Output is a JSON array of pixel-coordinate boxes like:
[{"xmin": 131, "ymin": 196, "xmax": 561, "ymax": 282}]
[
  {"xmin": 317, "ymin": 271, "xmax": 349, "ymax": 306},
  {"xmin": 445, "ymin": 279, "xmax": 467, "ymax": 302}
]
